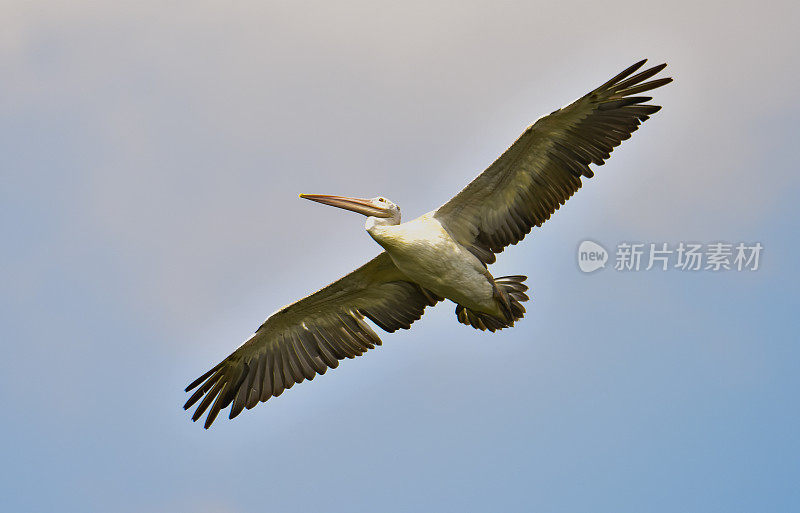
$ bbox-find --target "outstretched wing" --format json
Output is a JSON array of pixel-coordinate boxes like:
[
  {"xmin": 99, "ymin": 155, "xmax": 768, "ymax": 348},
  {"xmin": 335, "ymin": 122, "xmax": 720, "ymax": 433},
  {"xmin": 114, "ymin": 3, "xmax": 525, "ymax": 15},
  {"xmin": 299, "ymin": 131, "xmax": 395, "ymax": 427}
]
[
  {"xmin": 184, "ymin": 252, "xmax": 439, "ymax": 428},
  {"xmin": 435, "ymin": 59, "xmax": 671, "ymax": 265}
]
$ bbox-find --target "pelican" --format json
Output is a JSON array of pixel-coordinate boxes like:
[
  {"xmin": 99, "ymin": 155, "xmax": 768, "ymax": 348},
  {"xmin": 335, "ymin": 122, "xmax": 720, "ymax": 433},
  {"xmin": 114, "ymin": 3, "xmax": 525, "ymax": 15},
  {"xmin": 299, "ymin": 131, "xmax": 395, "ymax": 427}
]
[{"xmin": 185, "ymin": 59, "xmax": 671, "ymax": 428}]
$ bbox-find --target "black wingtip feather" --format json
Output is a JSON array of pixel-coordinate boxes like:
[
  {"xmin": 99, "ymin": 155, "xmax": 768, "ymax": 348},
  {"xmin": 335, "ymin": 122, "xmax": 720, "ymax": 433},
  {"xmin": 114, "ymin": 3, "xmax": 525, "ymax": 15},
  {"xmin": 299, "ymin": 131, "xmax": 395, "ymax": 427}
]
[
  {"xmin": 597, "ymin": 59, "xmax": 648, "ymax": 91},
  {"xmin": 185, "ymin": 362, "xmax": 224, "ymax": 392},
  {"xmin": 203, "ymin": 384, "xmax": 228, "ymax": 429},
  {"xmin": 191, "ymin": 378, "xmax": 225, "ymax": 422},
  {"xmin": 616, "ymin": 77, "xmax": 673, "ymax": 96},
  {"xmin": 184, "ymin": 385, "xmax": 210, "ymax": 410},
  {"xmin": 614, "ymin": 63, "xmax": 668, "ymax": 91},
  {"xmin": 598, "ymin": 96, "xmax": 652, "ymax": 110}
]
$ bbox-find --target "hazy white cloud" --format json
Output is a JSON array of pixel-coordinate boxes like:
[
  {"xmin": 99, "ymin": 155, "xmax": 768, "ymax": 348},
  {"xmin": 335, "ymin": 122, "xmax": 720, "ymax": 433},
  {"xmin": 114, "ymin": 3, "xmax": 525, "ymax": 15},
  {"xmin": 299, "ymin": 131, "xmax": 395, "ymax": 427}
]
[{"xmin": 3, "ymin": 0, "xmax": 797, "ymax": 335}]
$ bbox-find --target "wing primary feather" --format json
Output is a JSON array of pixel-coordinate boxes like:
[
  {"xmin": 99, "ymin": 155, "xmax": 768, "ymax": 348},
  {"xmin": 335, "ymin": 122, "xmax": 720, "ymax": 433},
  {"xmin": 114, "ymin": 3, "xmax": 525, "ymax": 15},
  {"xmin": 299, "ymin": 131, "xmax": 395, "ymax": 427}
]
[
  {"xmin": 279, "ymin": 340, "xmax": 303, "ymax": 385},
  {"xmin": 298, "ymin": 330, "xmax": 328, "ymax": 374},
  {"xmin": 183, "ymin": 371, "xmax": 222, "ymax": 410},
  {"xmin": 218, "ymin": 364, "xmax": 247, "ymax": 411},
  {"xmin": 191, "ymin": 377, "xmax": 226, "ymax": 422},
  {"xmin": 246, "ymin": 352, "xmax": 266, "ymax": 409},
  {"xmin": 288, "ymin": 333, "xmax": 317, "ymax": 380},
  {"xmin": 185, "ymin": 361, "xmax": 224, "ymax": 392},
  {"xmin": 230, "ymin": 362, "xmax": 254, "ymax": 419},
  {"xmin": 361, "ymin": 308, "xmax": 395, "ymax": 332},
  {"xmin": 377, "ymin": 307, "xmax": 410, "ymax": 331},
  {"xmin": 612, "ymin": 64, "xmax": 668, "ymax": 91},
  {"xmin": 596, "ymin": 59, "xmax": 647, "ymax": 91},
  {"xmin": 353, "ymin": 316, "xmax": 383, "ymax": 345},
  {"xmin": 312, "ymin": 327, "xmax": 344, "ymax": 364},
  {"xmin": 330, "ymin": 326, "xmax": 359, "ymax": 357},
  {"xmin": 270, "ymin": 349, "xmax": 286, "ymax": 397},
  {"xmin": 204, "ymin": 379, "xmax": 234, "ymax": 429},
  {"xmin": 322, "ymin": 325, "xmax": 354, "ymax": 358},
  {"xmin": 615, "ymin": 77, "xmax": 673, "ymax": 97},
  {"xmin": 598, "ymin": 96, "xmax": 652, "ymax": 110},
  {"xmin": 259, "ymin": 351, "xmax": 276, "ymax": 402},
  {"xmin": 338, "ymin": 314, "xmax": 372, "ymax": 350},
  {"xmin": 310, "ymin": 331, "xmax": 340, "ymax": 368}
]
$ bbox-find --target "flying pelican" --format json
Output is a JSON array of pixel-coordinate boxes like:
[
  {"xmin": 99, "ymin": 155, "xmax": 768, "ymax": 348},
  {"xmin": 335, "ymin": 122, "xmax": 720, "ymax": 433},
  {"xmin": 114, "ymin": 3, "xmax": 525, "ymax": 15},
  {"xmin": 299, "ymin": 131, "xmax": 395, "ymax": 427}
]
[{"xmin": 185, "ymin": 59, "xmax": 671, "ymax": 428}]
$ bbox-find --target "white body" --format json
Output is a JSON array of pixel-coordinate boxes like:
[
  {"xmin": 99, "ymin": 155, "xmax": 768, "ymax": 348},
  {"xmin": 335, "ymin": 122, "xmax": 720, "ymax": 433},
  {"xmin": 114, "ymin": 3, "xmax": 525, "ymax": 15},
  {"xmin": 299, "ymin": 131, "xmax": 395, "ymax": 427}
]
[{"xmin": 367, "ymin": 212, "xmax": 499, "ymax": 316}]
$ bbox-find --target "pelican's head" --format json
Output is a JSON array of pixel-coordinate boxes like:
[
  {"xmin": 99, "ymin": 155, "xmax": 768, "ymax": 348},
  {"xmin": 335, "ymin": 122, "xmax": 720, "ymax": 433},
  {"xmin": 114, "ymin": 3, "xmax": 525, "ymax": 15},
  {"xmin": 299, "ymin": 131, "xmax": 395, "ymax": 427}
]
[{"xmin": 299, "ymin": 194, "xmax": 401, "ymax": 226}]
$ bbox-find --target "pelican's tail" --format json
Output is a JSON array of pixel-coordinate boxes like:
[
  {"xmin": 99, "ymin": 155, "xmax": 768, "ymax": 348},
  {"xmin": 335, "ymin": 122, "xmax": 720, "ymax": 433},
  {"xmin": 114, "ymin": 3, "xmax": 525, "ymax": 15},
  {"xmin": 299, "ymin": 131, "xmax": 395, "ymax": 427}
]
[{"xmin": 455, "ymin": 275, "xmax": 529, "ymax": 332}]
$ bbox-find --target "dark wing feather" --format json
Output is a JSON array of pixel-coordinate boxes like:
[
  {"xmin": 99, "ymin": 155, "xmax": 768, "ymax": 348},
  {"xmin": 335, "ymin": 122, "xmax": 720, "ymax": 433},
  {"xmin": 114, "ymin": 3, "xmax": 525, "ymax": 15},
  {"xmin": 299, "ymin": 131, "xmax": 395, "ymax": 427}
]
[
  {"xmin": 434, "ymin": 59, "xmax": 671, "ymax": 264},
  {"xmin": 184, "ymin": 252, "xmax": 439, "ymax": 428}
]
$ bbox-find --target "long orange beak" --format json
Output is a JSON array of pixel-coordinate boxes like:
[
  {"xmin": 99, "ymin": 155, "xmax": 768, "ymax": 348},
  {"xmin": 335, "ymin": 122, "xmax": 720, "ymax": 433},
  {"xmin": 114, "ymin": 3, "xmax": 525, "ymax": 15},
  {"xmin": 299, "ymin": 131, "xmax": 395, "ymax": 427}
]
[{"xmin": 299, "ymin": 194, "xmax": 392, "ymax": 218}]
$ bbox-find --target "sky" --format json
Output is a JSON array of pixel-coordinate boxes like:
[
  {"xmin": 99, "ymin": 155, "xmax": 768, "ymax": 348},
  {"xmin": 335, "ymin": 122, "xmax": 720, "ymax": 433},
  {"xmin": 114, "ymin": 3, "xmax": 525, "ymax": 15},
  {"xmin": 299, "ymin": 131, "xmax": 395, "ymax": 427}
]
[{"xmin": 2, "ymin": 1, "xmax": 799, "ymax": 511}]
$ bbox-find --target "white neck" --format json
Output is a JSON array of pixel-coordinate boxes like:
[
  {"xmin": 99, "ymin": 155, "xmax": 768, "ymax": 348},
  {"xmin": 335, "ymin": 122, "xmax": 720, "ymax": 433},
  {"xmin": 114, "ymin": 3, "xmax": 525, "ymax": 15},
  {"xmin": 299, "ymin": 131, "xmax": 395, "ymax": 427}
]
[
  {"xmin": 365, "ymin": 214, "xmax": 400, "ymax": 232},
  {"xmin": 365, "ymin": 215, "xmax": 401, "ymax": 251}
]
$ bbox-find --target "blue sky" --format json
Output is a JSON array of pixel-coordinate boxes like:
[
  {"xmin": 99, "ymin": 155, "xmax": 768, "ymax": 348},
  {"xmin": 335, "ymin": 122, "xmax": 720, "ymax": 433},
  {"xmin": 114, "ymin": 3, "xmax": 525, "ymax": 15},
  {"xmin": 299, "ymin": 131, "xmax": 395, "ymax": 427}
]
[{"xmin": 2, "ymin": 1, "xmax": 799, "ymax": 512}]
